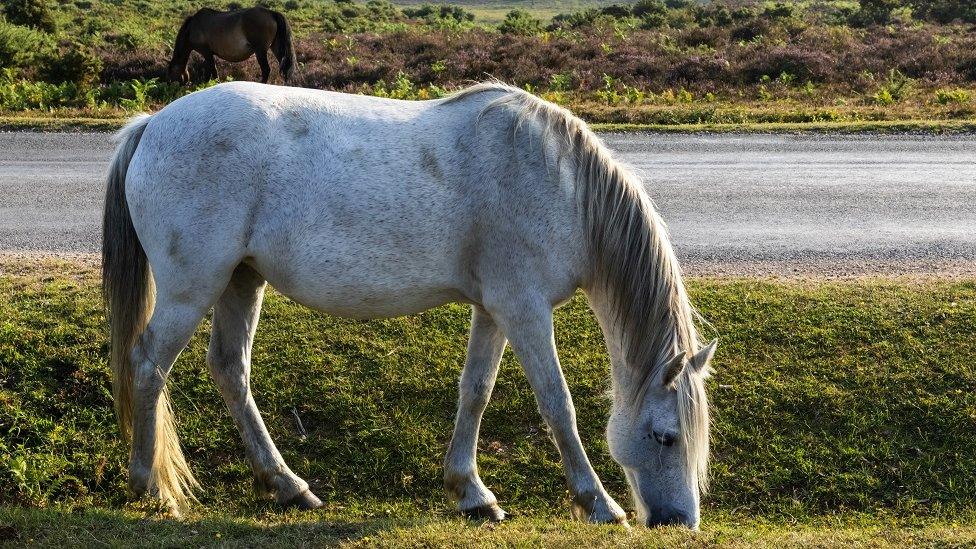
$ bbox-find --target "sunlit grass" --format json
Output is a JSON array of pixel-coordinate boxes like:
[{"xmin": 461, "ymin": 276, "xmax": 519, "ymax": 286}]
[{"xmin": 1, "ymin": 260, "xmax": 974, "ymax": 545}]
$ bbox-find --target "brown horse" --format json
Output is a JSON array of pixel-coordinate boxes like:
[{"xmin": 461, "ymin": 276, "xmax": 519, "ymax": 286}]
[{"xmin": 167, "ymin": 7, "xmax": 296, "ymax": 85}]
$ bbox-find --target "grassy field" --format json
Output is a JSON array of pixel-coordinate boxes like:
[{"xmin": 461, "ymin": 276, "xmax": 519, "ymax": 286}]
[{"xmin": 1, "ymin": 260, "xmax": 975, "ymax": 545}]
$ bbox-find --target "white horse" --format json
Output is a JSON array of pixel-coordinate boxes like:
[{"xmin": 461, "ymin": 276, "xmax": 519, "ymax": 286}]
[{"xmin": 102, "ymin": 81, "xmax": 717, "ymax": 528}]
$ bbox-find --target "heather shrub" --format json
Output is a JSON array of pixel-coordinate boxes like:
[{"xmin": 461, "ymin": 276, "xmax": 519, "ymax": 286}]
[
  {"xmin": 3, "ymin": 0, "xmax": 976, "ymax": 110},
  {"xmin": 740, "ymin": 46, "xmax": 834, "ymax": 83},
  {"xmin": 1, "ymin": 0, "xmax": 55, "ymax": 32}
]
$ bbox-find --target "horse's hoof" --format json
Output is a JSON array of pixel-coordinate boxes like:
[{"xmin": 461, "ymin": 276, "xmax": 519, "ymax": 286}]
[
  {"xmin": 462, "ymin": 502, "xmax": 508, "ymax": 522},
  {"xmin": 282, "ymin": 489, "xmax": 323, "ymax": 510}
]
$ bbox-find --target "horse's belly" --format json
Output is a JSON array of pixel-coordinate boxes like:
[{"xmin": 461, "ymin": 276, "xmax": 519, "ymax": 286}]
[
  {"xmin": 284, "ymin": 285, "xmax": 463, "ymax": 319},
  {"xmin": 212, "ymin": 34, "xmax": 253, "ymax": 61},
  {"xmin": 252, "ymin": 257, "xmax": 466, "ymax": 319}
]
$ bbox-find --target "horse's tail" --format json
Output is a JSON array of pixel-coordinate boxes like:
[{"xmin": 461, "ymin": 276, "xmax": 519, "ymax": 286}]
[
  {"xmin": 102, "ymin": 113, "xmax": 198, "ymax": 513},
  {"xmin": 270, "ymin": 10, "xmax": 297, "ymax": 82}
]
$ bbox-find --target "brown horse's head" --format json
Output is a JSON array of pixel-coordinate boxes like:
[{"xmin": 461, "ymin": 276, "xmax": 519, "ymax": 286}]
[{"xmin": 167, "ymin": 62, "xmax": 190, "ymax": 85}]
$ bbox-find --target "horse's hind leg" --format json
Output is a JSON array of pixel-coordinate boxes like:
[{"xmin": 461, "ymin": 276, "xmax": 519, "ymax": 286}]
[
  {"xmin": 207, "ymin": 263, "xmax": 321, "ymax": 509},
  {"xmin": 254, "ymin": 48, "xmax": 271, "ymax": 84},
  {"xmin": 128, "ymin": 291, "xmax": 213, "ymax": 504},
  {"xmin": 127, "ymin": 261, "xmax": 233, "ymax": 509},
  {"xmin": 444, "ymin": 306, "xmax": 508, "ymax": 521}
]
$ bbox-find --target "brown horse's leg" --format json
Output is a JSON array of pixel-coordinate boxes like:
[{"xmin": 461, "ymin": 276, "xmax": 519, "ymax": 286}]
[
  {"xmin": 255, "ymin": 49, "xmax": 271, "ymax": 84},
  {"xmin": 204, "ymin": 52, "xmax": 219, "ymax": 81}
]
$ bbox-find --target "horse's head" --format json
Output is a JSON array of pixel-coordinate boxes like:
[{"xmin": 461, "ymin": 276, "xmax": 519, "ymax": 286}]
[
  {"xmin": 167, "ymin": 62, "xmax": 189, "ymax": 84},
  {"xmin": 607, "ymin": 339, "xmax": 716, "ymax": 529}
]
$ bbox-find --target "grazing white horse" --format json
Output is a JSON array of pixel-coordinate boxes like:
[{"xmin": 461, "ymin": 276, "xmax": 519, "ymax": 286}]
[{"xmin": 102, "ymin": 81, "xmax": 717, "ymax": 528}]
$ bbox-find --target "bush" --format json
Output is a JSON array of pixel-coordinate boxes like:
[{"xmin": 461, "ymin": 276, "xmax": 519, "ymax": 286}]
[
  {"xmin": 693, "ymin": 3, "xmax": 733, "ymax": 27},
  {"xmin": 42, "ymin": 42, "xmax": 102, "ymax": 88},
  {"xmin": 402, "ymin": 4, "xmax": 474, "ymax": 25},
  {"xmin": 321, "ymin": 0, "xmax": 403, "ymax": 33},
  {"xmin": 599, "ymin": 4, "xmax": 631, "ymax": 19},
  {"xmin": 1, "ymin": 0, "xmax": 56, "ymax": 32},
  {"xmin": 763, "ymin": 2, "xmax": 794, "ymax": 19},
  {"xmin": 631, "ymin": 0, "xmax": 666, "ymax": 19},
  {"xmin": 498, "ymin": 9, "xmax": 541, "ymax": 35},
  {"xmin": 911, "ymin": 0, "xmax": 976, "ymax": 23},
  {"xmin": 741, "ymin": 47, "xmax": 834, "ymax": 83},
  {"xmin": 0, "ymin": 18, "xmax": 54, "ymax": 71},
  {"xmin": 853, "ymin": 0, "xmax": 902, "ymax": 25}
]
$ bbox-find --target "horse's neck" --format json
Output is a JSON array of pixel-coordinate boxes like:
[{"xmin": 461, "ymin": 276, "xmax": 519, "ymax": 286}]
[
  {"xmin": 585, "ymin": 276, "xmax": 682, "ymax": 403},
  {"xmin": 585, "ymin": 284, "xmax": 636, "ymax": 400}
]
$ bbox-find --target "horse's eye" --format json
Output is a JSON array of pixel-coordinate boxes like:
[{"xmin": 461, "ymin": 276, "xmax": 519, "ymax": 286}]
[{"xmin": 653, "ymin": 430, "xmax": 676, "ymax": 447}]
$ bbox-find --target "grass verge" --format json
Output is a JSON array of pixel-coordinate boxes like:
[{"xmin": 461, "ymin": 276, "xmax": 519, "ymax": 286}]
[
  {"xmin": 3, "ymin": 114, "xmax": 976, "ymax": 135},
  {"xmin": 591, "ymin": 119, "xmax": 976, "ymax": 134},
  {"xmin": 0, "ymin": 260, "xmax": 974, "ymax": 545}
]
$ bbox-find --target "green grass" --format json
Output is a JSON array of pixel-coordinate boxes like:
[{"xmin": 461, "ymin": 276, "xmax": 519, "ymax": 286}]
[
  {"xmin": 590, "ymin": 119, "xmax": 976, "ymax": 134},
  {"xmin": 1, "ymin": 261, "xmax": 975, "ymax": 545},
  {"xmin": 4, "ymin": 114, "xmax": 976, "ymax": 135},
  {"xmin": 3, "ymin": 506, "xmax": 976, "ymax": 547}
]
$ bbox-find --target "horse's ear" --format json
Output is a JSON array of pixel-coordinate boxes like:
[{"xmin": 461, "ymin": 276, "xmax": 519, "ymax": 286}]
[
  {"xmin": 662, "ymin": 352, "xmax": 685, "ymax": 387},
  {"xmin": 690, "ymin": 339, "xmax": 718, "ymax": 378}
]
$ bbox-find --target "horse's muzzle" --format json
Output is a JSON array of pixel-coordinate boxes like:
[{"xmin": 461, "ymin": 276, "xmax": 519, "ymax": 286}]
[{"xmin": 645, "ymin": 507, "xmax": 695, "ymax": 528}]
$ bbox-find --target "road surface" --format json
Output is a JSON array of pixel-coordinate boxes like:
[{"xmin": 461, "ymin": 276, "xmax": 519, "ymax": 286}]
[{"xmin": 1, "ymin": 131, "xmax": 974, "ymax": 276}]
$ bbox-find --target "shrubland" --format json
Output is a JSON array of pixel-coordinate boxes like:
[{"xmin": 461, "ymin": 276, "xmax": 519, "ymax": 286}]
[{"xmin": 0, "ymin": 0, "xmax": 975, "ymax": 125}]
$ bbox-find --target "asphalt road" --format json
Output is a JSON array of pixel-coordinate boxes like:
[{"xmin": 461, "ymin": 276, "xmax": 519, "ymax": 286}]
[{"xmin": 1, "ymin": 131, "xmax": 974, "ymax": 276}]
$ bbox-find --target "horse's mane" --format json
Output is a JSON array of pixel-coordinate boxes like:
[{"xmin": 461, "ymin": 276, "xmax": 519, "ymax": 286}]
[{"xmin": 446, "ymin": 82, "xmax": 710, "ymax": 491}]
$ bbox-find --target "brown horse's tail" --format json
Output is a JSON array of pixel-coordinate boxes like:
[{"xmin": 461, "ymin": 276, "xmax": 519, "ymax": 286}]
[
  {"xmin": 270, "ymin": 10, "xmax": 296, "ymax": 82},
  {"xmin": 103, "ymin": 113, "xmax": 198, "ymax": 513}
]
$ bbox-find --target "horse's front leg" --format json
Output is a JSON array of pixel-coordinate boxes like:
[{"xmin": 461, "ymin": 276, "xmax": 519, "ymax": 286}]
[
  {"xmin": 444, "ymin": 306, "xmax": 508, "ymax": 521},
  {"xmin": 203, "ymin": 51, "xmax": 219, "ymax": 81},
  {"xmin": 489, "ymin": 296, "xmax": 628, "ymax": 525}
]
